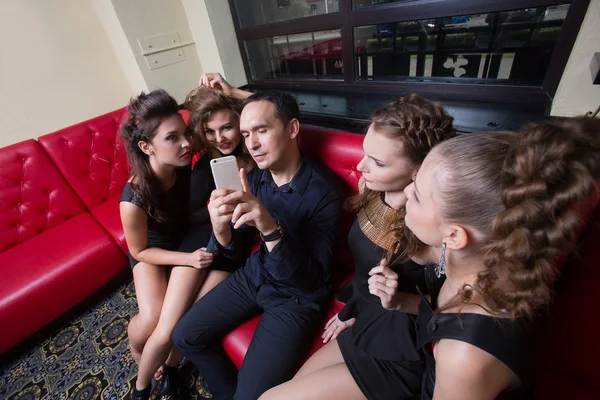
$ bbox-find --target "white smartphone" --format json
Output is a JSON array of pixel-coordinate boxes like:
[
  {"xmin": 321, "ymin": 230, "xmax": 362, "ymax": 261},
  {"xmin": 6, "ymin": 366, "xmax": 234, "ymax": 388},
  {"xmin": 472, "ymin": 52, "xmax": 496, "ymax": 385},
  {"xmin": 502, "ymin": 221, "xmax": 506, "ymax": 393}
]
[{"xmin": 210, "ymin": 155, "xmax": 243, "ymax": 192}]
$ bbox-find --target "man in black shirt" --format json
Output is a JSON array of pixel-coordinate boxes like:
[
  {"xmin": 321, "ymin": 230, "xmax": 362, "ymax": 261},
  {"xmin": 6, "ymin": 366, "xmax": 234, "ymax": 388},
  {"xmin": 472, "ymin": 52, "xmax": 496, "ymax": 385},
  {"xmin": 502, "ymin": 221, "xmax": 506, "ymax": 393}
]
[{"xmin": 173, "ymin": 91, "xmax": 343, "ymax": 400}]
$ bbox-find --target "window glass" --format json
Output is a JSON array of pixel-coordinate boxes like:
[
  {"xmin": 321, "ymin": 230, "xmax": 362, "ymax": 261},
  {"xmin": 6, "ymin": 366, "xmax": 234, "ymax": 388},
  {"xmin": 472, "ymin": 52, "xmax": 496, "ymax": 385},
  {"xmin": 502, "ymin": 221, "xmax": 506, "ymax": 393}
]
[
  {"xmin": 354, "ymin": 4, "xmax": 571, "ymax": 86},
  {"xmin": 245, "ymin": 30, "xmax": 343, "ymax": 80},
  {"xmin": 234, "ymin": 0, "xmax": 340, "ymax": 28}
]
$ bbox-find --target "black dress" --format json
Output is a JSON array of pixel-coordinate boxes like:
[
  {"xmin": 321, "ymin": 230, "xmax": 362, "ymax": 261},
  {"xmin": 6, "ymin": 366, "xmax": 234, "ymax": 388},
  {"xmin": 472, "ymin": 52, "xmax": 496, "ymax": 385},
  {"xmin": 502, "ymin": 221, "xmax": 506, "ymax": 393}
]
[
  {"xmin": 337, "ymin": 219, "xmax": 433, "ymax": 400},
  {"xmin": 177, "ymin": 150, "xmax": 247, "ymax": 273},
  {"xmin": 120, "ymin": 167, "xmax": 191, "ymax": 268},
  {"xmin": 415, "ymin": 267, "xmax": 534, "ymax": 400},
  {"xmin": 177, "ymin": 153, "xmax": 213, "ymax": 253}
]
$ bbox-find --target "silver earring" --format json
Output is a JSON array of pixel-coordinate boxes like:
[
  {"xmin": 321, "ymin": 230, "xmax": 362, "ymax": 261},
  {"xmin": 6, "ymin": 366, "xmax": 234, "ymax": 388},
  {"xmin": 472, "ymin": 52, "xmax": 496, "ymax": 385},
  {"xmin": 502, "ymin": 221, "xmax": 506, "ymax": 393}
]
[{"xmin": 435, "ymin": 242, "xmax": 447, "ymax": 278}]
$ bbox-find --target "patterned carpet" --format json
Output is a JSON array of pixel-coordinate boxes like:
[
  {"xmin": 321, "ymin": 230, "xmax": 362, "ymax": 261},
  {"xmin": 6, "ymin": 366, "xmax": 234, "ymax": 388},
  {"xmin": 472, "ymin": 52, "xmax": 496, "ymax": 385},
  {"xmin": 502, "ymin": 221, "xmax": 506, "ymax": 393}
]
[{"xmin": 0, "ymin": 280, "xmax": 212, "ymax": 400}]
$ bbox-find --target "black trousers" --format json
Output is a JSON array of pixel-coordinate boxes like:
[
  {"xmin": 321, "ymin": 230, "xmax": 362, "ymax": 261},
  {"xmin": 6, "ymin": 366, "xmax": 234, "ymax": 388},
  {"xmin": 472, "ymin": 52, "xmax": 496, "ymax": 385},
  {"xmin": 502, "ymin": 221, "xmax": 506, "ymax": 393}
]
[{"xmin": 172, "ymin": 267, "xmax": 322, "ymax": 400}]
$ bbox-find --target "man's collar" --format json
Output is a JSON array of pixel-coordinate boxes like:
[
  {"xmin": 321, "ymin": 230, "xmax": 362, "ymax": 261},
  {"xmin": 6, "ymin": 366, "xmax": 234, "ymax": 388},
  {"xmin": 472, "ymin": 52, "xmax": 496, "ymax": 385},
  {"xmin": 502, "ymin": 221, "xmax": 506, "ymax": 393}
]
[{"xmin": 259, "ymin": 153, "xmax": 311, "ymax": 195}]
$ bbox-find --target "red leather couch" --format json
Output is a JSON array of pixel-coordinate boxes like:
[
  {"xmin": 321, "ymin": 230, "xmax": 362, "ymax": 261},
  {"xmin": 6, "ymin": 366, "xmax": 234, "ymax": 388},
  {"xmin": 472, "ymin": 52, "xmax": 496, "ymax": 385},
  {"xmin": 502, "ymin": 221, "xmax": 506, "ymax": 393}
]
[
  {"xmin": 0, "ymin": 139, "xmax": 126, "ymax": 354},
  {"xmin": 0, "ymin": 108, "xmax": 191, "ymax": 355},
  {"xmin": 1, "ymin": 107, "xmax": 599, "ymax": 399}
]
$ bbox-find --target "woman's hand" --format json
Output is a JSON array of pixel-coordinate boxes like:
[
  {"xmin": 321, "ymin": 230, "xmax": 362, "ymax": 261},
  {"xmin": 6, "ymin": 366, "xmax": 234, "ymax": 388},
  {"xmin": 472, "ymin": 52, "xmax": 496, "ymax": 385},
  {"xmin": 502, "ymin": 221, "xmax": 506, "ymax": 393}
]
[
  {"xmin": 198, "ymin": 72, "xmax": 252, "ymax": 100},
  {"xmin": 199, "ymin": 73, "xmax": 234, "ymax": 96},
  {"xmin": 187, "ymin": 247, "xmax": 214, "ymax": 269},
  {"xmin": 321, "ymin": 313, "xmax": 355, "ymax": 344},
  {"xmin": 368, "ymin": 259, "xmax": 401, "ymax": 310}
]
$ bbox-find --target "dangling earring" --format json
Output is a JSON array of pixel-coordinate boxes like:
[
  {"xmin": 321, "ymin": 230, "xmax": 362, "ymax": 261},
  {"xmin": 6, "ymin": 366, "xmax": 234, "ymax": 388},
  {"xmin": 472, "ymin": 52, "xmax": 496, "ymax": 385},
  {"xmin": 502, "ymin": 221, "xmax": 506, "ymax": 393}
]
[{"xmin": 435, "ymin": 242, "xmax": 447, "ymax": 278}]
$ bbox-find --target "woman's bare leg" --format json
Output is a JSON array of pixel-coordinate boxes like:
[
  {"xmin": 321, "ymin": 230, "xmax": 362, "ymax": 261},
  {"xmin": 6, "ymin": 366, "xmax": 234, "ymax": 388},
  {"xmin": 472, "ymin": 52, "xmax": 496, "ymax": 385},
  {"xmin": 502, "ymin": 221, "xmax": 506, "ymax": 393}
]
[
  {"xmin": 135, "ymin": 267, "xmax": 205, "ymax": 389},
  {"xmin": 128, "ymin": 263, "xmax": 168, "ymax": 367},
  {"xmin": 294, "ymin": 338, "xmax": 344, "ymax": 378}
]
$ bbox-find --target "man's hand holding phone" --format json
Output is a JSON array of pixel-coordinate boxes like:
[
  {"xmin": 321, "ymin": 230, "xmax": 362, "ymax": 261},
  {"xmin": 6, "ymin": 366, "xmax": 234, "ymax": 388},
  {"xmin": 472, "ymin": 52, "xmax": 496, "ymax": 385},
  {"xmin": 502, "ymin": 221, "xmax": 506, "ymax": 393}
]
[
  {"xmin": 208, "ymin": 188, "xmax": 236, "ymax": 247},
  {"xmin": 210, "ymin": 164, "xmax": 278, "ymax": 249},
  {"xmin": 218, "ymin": 169, "xmax": 277, "ymax": 235}
]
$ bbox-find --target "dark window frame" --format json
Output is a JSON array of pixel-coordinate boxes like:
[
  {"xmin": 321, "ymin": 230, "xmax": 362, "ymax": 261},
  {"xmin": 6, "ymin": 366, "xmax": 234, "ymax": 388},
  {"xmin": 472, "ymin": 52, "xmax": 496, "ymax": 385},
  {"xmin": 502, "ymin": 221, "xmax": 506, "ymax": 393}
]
[{"xmin": 228, "ymin": 0, "xmax": 590, "ymax": 106}]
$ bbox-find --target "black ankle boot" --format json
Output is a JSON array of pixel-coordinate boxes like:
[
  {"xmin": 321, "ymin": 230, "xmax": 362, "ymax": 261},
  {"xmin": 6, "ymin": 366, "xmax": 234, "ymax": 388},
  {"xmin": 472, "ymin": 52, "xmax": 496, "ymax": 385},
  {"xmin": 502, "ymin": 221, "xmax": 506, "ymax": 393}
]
[
  {"xmin": 159, "ymin": 364, "xmax": 180, "ymax": 399},
  {"xmin": 131, "ymin": 384, "xmax": 151, "ymax": 400}
]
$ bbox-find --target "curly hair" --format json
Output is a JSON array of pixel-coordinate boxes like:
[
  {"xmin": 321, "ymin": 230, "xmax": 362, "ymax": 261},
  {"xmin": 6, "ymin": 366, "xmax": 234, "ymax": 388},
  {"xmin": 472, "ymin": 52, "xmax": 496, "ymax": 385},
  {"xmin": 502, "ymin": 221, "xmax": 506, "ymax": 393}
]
[
  {"xmin": 120, "ymin": 89, "xmax": 183, "ymax": 221},
  {"xmin": 184, "ymin": 87, "xmax": 254, "ymax": 169},
  {"xmin": 347, "ymin": 94, "xmax": 456, "ymax": 262},
  {"xmin": 431, "ymin": 117, "xmax": 600, "ymax": 319}
]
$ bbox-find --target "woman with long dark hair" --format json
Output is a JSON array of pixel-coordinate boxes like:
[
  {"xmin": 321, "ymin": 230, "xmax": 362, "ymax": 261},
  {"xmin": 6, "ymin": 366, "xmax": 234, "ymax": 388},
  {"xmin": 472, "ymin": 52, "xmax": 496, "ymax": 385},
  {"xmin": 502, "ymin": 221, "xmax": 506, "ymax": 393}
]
[{"xmin": 120, "ymin": 89, "xmax": 212, "ymax": 400}]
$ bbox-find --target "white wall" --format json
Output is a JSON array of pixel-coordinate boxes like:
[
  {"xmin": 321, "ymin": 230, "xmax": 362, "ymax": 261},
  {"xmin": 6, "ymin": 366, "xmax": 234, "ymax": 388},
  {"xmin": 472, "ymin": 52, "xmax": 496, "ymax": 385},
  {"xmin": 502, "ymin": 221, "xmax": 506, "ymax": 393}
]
[
  {"xmin": 551, "ymin": 0, "xmax": 600, "ymax": 117},
  {"xmin": 92, "ymin": 0, "xmax": 148, "ymax": 95},
  {"xmin": 182, "ymin": 0, "xmax": 224, "ymax": 77},
  {"xmin": 183, "ymin": 0, "xmax": 247, "ymax": 87},
  {"xmin": 0, "ymin": 1, "xmax": 133, "ymax": 148},
  {"xmin": 204, "ymin": 0, "xmax": 247, "ymax": 87},
  {"xmin": 107, "ymin": 0, "xmax": 203, "ymax": 104}
]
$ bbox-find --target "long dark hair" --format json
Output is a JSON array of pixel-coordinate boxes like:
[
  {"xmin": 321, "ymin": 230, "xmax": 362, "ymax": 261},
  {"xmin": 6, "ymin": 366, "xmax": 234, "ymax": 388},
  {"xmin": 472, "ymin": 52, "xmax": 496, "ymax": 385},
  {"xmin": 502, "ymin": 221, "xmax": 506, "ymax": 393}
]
[
  {"xmin": 346, "ymin": 94, "xmax": 456, "ymax": 262},
  {"xmin": 431, "ymin": 117, "xmax": 600, "ymax": 319},
  {"xmin": 120, "ymin": 89, "xmax": 181, "ymax": 221}
]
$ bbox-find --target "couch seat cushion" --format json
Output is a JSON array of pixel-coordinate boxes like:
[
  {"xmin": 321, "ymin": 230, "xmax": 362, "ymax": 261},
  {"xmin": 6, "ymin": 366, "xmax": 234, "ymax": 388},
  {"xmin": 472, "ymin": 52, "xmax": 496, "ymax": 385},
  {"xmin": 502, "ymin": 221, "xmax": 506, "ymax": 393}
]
[
  {"xmin": 0, "ymin": 213, "xmax": 127, "ymax": 354},
  {"xmin": 92, "ymin": 195, "xmax": 127, "ymax": 253}
]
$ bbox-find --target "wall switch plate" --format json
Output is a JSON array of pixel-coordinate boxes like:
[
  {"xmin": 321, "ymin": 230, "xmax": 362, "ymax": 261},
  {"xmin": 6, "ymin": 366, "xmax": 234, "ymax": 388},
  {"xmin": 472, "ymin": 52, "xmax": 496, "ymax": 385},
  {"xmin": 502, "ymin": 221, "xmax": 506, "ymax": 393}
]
[
  {"xmin": 145, "ymin": 48, "xmax": 187, "ymax": 70},
  {"xmin": 591, "ymin": 52, "xmax": 600, "ymax": 85},
  {"xmin": 138, "ymin": 32, "xmax": 180, "ymax": 54}
]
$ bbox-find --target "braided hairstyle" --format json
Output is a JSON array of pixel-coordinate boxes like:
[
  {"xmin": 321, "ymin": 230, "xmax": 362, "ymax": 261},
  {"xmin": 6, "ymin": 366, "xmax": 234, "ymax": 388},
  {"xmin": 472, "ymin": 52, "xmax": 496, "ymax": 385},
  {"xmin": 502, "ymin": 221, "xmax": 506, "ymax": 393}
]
[
  {"xmin": 347, "ymin": 94, "xmax": 456, "ymax": 262},
  {"xmin": 431, "ymin": 117, "xmax": 600, "ymax": 318},
  {"xmin": 120, "ymin": 89, "xmax": 182, "ymax": 221}
]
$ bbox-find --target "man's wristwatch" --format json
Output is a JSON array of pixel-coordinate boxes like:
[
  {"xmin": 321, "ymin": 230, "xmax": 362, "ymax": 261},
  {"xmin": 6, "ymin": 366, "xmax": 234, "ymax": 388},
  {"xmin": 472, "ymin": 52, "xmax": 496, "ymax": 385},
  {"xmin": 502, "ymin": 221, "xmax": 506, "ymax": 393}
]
[{"xmin": 260, "ymin": 220, "xmax": 285, "ymax": 242}]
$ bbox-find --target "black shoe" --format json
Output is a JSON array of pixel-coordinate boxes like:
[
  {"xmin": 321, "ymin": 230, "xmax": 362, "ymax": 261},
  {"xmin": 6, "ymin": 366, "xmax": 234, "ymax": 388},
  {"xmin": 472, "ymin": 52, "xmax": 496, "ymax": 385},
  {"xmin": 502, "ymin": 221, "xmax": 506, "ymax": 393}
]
[
  {"xmin": 131, "ymin": 383, "xmax": 151, "ymax": 400},
  {"xmin": 158, "ymin": 364, "xmax": 180, "ymax": 400}
]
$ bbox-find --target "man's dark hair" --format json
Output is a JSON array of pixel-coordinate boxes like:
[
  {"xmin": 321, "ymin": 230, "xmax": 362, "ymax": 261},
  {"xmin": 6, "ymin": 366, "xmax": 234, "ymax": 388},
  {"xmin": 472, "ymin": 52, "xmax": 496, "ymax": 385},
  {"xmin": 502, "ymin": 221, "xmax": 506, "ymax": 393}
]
[{"xmin": 243, "ymin": 91, "xmax": 300, "ymax": 126}]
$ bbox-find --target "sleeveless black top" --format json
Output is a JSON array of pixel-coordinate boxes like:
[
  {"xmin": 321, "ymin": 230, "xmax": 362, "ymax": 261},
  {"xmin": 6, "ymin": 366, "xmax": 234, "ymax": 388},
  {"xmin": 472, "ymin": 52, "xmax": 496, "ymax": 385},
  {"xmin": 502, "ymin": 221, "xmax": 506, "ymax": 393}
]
[
  {"xmin": 416, "ymin": 266, "xmax": 533, "ymax": 400},
  {"xmin": 188, "ymin": 153, "xmax": 213, "ymax": 227},
  {"xmin": 120, "ymin": 167, "xmax": 191, "ymax": 250}
]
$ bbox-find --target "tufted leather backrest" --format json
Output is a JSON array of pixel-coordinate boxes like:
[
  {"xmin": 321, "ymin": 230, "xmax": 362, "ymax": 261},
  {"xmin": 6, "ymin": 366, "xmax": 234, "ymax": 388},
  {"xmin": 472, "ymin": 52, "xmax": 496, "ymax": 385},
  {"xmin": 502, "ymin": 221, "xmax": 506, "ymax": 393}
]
[
  {"xmin": 299, "ymin": 125, "xmax": 364, "ymax": 276},
  {"xmin": 38, "ymin": 108, "xmax": 129, "ymax": 211},
  {"xmin": 39, "ymin": 108, "xmax": 192, "ymax": 212},
  {"xmin": 298, "ymin": 125, "xmax": 363, "ymax": 194},
  {"xmin": 0, "ymin": 140, "xmax": 87, "ymax": 253},
  {"xmin": 179, "ymin": 109, "xmax": 190, "ymax": 124}
]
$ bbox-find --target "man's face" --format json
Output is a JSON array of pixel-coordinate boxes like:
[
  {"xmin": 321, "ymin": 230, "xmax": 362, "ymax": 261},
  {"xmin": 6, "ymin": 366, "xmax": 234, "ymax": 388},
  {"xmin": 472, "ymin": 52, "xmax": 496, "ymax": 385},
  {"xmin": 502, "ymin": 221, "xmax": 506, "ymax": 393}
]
[{"xmin": 240, "ymin": 100, "xmax": 294, "ymax": 170}]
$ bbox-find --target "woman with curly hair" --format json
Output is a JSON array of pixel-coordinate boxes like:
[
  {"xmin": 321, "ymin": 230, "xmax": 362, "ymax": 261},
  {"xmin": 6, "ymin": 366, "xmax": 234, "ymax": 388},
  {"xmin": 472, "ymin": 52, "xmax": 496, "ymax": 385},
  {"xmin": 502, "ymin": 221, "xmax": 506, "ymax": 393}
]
[
  {"xmin": 261, "ymin": 94, "xmax": 456, "ymax": 400},
  {"xmin": 175, "ymin": 74, "xmax": 256, "ymax": 297},
  {"xmin": 185, "ymin": 74, "xmax": 254, "ymax": 171}
]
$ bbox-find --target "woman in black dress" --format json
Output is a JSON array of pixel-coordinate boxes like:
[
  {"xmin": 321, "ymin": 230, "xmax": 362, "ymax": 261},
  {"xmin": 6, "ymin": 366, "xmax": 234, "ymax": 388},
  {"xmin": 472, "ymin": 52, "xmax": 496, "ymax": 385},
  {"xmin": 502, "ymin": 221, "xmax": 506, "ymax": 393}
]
[
  {"xmin": 402, "ymin": 117, "xmax": 600, "ymax": 399},
  {"xmin": 119, "ymin": 90, "xmax": 214, "ymax": 400},
  {"xmin": 261, "ymin": 95, "xmax": 456, "ymax": 400}
]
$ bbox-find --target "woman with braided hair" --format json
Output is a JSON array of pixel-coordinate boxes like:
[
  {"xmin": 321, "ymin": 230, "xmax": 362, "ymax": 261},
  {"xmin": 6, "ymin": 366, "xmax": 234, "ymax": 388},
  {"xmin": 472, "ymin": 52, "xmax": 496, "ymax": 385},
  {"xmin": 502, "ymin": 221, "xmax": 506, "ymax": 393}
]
[
  {"xmin": 261, "ymin": 95, "xmax": 456, "ymax": 400},
  {"xmin": 399, "ymin": 116, "xmax": 600, "ymax": 399}
]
